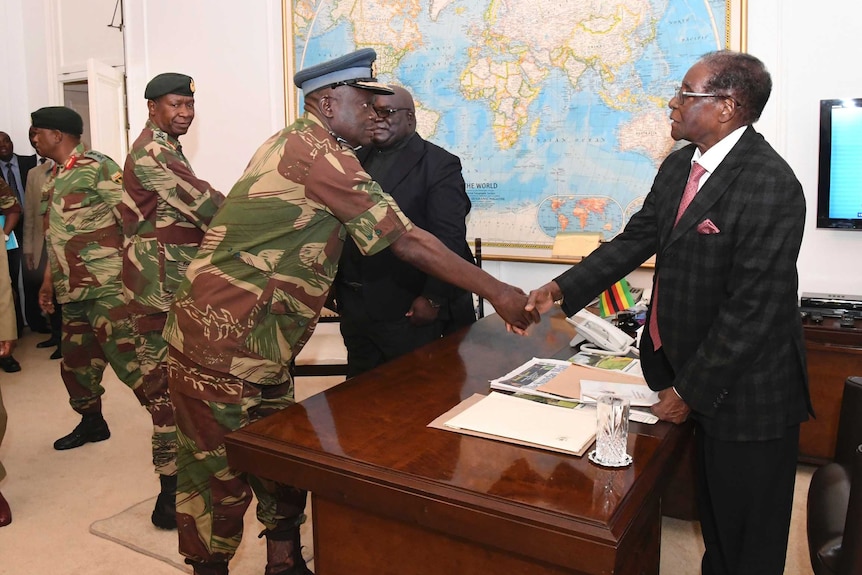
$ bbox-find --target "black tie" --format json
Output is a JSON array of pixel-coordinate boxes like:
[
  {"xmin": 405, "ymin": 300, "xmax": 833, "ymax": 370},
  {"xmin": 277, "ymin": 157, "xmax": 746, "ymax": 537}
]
[{"xmin": 4, "ymin": 162, "xmax": 22, "ymax": 204}]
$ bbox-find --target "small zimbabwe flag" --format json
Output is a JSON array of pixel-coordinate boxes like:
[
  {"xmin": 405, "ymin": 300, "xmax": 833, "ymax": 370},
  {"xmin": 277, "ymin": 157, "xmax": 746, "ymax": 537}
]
[{"xmin": 598, "ymin": 278, "xmax": 636, "ymax": 318}]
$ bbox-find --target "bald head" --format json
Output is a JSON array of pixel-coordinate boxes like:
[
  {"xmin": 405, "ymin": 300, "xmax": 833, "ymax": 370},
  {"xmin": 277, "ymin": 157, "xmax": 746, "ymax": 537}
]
[{"xmin": 370, "ymin": 85, "xmax": 416, "ymax": 149}]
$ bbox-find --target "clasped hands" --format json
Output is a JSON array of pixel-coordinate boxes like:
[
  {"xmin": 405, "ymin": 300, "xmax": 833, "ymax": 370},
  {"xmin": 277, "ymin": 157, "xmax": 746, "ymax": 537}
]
[{"xmin": 499, "ymin": 280, "xmax": 562, "ymax": 334}]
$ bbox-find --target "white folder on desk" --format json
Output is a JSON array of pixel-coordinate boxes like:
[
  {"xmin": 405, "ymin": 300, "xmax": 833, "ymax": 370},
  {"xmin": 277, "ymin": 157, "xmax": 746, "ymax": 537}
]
[{"xmin": 440, "ymin": 392, "xmax": 596, "ymax": 456}]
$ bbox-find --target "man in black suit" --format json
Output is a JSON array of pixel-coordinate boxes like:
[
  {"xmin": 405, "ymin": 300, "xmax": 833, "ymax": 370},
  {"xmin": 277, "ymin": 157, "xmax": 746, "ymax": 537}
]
[
  {"xmin": 0, "ymin": 131, "xmax": 42, "ymax": 336},
  {"xmin": 335, "ymin": 85, "xmax": 476, "ymax": 377},
  {"xmin": 525, "ymin": 51, "xmax": 811, "ymax": 575}
]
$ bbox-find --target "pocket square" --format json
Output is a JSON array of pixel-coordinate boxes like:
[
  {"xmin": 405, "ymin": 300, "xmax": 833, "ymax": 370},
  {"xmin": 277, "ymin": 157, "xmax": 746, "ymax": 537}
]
[{"xmin": 697, "ymin": 219, "xmax": 720, "ymax": 234}]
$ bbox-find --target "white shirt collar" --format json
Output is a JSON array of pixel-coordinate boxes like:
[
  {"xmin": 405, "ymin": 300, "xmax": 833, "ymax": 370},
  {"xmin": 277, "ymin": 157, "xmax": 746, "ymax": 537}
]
[{"xmin": 690, "ymin": 125, "xmax": 748, "ymax": 176}]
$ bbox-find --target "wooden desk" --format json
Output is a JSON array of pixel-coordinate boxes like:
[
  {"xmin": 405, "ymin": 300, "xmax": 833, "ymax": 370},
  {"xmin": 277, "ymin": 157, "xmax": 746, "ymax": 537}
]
[
  {"xmin": 226, "ymin": 312, "xmax": 692, "ymax": 575},
  {"xmin": 801, "ymin": 316, "xmax": 862, "ymax": 464}
]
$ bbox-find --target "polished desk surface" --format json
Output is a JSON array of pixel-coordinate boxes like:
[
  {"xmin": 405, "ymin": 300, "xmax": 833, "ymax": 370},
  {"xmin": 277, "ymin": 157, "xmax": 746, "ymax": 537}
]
[{"xmin": 226, "ymin": 311, "xmax": 691, "ymax": 574}]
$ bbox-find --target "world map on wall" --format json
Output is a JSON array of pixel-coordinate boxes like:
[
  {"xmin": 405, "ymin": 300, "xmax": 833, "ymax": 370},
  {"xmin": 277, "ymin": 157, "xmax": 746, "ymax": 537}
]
[{"xmin": 292, "ymin": 0, "xmax": 728, "ymax": 249}]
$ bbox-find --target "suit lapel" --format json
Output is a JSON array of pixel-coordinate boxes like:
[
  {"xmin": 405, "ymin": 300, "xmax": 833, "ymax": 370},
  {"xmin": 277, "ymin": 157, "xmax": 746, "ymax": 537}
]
[
  {"xmin": 664, "ymin": 127, "xmax": 756, "ymax": 249},
  {"xmin": 376, "ymin": 134, "xmax": 425, "ymax": 193}
]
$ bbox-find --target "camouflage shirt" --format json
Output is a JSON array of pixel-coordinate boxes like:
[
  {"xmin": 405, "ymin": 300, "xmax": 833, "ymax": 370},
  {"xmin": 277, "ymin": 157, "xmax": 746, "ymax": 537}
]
[
  {"xmin": 164, "ymin": 113, "xmax": 413, "ymax": 385},
  {"xmin": 122, "ymin": 120, "xmax": 225, "ymax": 315},
  {"xmin": 0, "ymin": 177, "xmax": 22, "ymax": 216},
  {"xmin": 45, "ymin": 144, "xmax": 125, "ymax": 304}
]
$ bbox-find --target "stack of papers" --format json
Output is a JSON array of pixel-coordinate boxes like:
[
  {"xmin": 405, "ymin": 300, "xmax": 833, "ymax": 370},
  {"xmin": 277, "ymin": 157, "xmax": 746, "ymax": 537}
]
[
  {"xmin": 434, "ymin": 392, "xmax": 596, "ymax": 456},
  {"xmin": 429, "ymin": 356, "xmax": 665, "ymax": 457},
  {"xmin": 489, "ymin": 357, "xmax": 572, "ymax": 399}
]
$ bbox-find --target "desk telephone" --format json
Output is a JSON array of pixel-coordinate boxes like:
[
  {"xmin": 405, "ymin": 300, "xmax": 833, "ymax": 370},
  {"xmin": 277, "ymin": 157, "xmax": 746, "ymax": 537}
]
[{"xmin": 566, "ymin": 309, "xmax": 636, "ymax": 355}]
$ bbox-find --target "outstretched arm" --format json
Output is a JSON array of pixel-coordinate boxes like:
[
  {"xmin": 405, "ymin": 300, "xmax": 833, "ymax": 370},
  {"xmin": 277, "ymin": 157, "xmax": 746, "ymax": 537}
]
[{"xmin": 390, "ymin": 226, "xmax": 539, "ymax": 331}]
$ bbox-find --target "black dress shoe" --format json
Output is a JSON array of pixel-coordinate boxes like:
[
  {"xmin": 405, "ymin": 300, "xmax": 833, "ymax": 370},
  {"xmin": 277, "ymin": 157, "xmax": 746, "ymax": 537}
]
[
  {"xmin": 37, "ymin": 337, "xmax": 60, "ymax": 348},
  {"xmin": 50, "ymin": 348, "xmax": 63, "ymax": 360},
  {"xmin": 53, "ymin": 414, "xmax": 111, "ymax": 450},
  {"xmin": 0, "ymin": 356, "xmax": 21, "ymax": 373}
]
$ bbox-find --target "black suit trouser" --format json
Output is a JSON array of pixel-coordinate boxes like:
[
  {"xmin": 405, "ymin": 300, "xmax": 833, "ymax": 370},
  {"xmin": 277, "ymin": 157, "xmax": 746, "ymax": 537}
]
[
  {"xmin": 696, "ymin": 422, "xmax": 799, "ymax": 575},
  {"xmin": 339, "ymin": 312, "xmax": 443, "ymax": 379}
]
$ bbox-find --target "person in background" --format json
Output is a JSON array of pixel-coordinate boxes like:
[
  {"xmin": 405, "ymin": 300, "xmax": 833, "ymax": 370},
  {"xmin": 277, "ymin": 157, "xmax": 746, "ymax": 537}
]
[
  {"xmin": 32, "ymin": 106, "xmax": 178, "ymax": 530},
  {"xmin": 0, "ymin": 131, "xmax": 41, "ymax": 337},
  {"xmin": 0, "ymin": 177, "xmax": 21, "ymax": 373},
  {"xmin": 335, "ymin": 84, "xmax": 476, "ymax": 377},
  {"xmin": 164, "ymin": 48, "xmax": 537, "ymax": 575},
  {"xmin": 0, "ymin": 225, "xmax": 18, "ymax": 527},
  {"xmin": 525, "ymin": 51, "xmax": 810, "ymax": 575},
  {"xmin": 121, "ymin": 72, "xmax": 224, "ymax": 530},
  {"xmin": 23, "ymin": 126, "xmax": 61, "ymax": 359}
]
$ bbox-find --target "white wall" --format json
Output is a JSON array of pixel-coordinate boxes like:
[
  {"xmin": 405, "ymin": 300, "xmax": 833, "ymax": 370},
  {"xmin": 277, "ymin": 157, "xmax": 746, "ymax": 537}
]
[
  {"xmin": 2, "ymin": 0, "xmax": 860, "ymax": 298},
  {"xmin": 123, "ymin": 0, "xmax": 285, "ymax": 193},
  {"xmin": 748, "ymin": 1, "xmax": 862, "ymax": 296}
]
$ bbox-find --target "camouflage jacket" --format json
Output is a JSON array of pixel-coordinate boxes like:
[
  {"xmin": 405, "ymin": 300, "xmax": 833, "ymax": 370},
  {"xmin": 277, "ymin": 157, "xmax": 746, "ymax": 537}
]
[
  {"xmin": 0, "ymin": 177, "xmax": 22, "ymax": 216},
  {"xmin": 122, "ymin": 120, "xmax": 224, "ymax": 315},
  {"xmin": 45, "ymin": 144, "xmax": 125, "ymax": 304},
  {"xmin": 0, "ymin": 178, "xmax": 21, "ymax": 247},
  {"xmin": 164, "ymin": 113, "xmax": 413, "ymax": 385}
]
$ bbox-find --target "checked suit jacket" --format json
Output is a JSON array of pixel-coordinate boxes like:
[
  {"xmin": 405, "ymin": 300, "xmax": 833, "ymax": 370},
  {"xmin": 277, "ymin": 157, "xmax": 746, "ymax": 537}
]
[
  {"xmin": 337, "ymin": 133, "xmax": 476, "ymax": 326},
  {"xmin": 556, "ymin": 126, "xmax": 812, "ymax": 441}
]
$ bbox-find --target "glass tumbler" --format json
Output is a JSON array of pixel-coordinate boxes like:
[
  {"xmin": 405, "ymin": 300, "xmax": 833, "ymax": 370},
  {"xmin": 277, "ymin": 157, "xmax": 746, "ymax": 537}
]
[{"xmin": 594, "ymin": 394, "xmax": 631, "ymax": 467}]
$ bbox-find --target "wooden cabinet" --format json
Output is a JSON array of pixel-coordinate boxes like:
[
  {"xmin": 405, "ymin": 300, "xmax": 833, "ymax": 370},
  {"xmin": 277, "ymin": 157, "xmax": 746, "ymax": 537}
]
[{"xmin": 801, "ymin": 316, "xmax": 862, "ymax": 464}]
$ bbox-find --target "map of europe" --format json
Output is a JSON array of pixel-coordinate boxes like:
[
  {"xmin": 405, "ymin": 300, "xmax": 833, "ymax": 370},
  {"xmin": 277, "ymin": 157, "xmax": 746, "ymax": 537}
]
[{"xmin": 292, "ymin": 0, "xmax": 729, "ymax": 250}]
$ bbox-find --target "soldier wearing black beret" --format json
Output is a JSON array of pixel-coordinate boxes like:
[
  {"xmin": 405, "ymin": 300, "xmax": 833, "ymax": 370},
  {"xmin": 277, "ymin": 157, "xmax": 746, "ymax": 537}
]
[
  {"xmin": 144, "ymin": 72, "xmax": 195, "ymax": 100},
  {"xmin": 120, "ymin": 70, "xmax": 219, "ymax": 531},
  {"xmin": 30, "ymin": 106, "xmax": 84, "ymax": 137}
]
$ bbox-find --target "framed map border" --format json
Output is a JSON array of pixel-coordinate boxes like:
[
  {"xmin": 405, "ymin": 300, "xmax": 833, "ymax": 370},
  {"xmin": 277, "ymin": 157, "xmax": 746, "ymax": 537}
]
[{"xmin": 280, "ymin": 0, "xmax": 748, "ymax": 263}]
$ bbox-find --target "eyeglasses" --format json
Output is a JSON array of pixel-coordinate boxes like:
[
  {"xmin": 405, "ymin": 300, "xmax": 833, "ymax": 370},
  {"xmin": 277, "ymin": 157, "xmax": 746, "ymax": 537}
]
[
  {"xmin": 374, "ymin": 107, "xmax": 410, "ymax": 119},
  {"xmin": 674, "ymin": 86, "xmax": 742, "ymax": 107}
]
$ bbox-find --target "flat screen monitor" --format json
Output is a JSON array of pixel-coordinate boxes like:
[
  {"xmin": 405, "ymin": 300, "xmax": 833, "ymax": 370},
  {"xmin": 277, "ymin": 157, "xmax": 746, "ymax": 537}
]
[{"xmin": 817, "ymin": 98, "xmax": 862, "ymax": 229}]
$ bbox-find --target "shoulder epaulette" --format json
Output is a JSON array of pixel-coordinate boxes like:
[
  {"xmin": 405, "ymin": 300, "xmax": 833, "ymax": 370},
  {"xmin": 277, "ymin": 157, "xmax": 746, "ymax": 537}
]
[
  {"xmin": 152, "ymin": 129, "xmax": 178, "ymax": 152},
  {"xmin": 83, "ymin": 149, "xmax": 111, "ymax": 163}
]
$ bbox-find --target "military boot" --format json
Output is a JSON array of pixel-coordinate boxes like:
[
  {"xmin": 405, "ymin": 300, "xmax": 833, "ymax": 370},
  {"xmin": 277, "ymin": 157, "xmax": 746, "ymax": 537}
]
[
  {"xmin": 188, "ymin": 560, "xmax": 229, "ymax": 575},
  {"xmin": 264, "ymin": 527, "xmax": 313, "ymax": 575},
  {"xmin": 53, "ymin": 413, "xmax": 111, "ymax": 450},
  {"xmin": 151, "ymin": 474, "xmax": 177, "ymax": 529}
]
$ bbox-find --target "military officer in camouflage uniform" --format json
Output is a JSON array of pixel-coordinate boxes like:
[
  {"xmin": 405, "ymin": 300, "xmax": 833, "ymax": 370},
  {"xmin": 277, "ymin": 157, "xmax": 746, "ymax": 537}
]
[
  {"xmin": 121, "ymin": 73, "xmax": 224, "ymax": 530},
  {"xmin": 31, "ymin": 106, "xmax": 177, "ymax": 529},
  {"xmin": 164, "ymin": 49, "xmax": 537, "ymax": 575},
  {"xmin": 0, "ymin": 178, "xmax": 21, "ymax": 373}
]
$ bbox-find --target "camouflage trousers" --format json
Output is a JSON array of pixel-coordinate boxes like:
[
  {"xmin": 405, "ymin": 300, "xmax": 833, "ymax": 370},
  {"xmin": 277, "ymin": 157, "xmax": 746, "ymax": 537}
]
[
  {"xmin": 60, "ymin": 297, "xmax": 176, "ymax": 476},
  {"xmin": 168, "ymin": 346, "xmax": 307, "ymax": 564}
]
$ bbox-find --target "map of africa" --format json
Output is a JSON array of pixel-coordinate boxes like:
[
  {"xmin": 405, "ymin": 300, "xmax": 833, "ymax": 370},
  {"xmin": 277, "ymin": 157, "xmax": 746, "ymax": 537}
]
[{"xmin": 292, "ymin": 0, "xmax": 729, "ymax": 251}]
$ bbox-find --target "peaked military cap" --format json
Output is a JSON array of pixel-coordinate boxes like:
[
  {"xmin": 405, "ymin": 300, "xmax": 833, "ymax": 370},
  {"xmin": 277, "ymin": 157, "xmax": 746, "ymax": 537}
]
[
  {"xmin": 293, "ymin": 48, "xmax": 393, "ymax": 95},
  {"xmin": 145, "ymin": 73, "xmax": 195, "ymax": 99},
  {"xmin": 31, "ymin": 106, "xmax": 84, "ymax": 136}
]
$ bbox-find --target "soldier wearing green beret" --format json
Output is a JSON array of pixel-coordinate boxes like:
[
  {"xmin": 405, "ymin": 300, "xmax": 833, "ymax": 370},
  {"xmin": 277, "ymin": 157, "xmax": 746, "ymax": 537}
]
[
  {"xmin": 120, "ymin": 73, "xmax": 224, "ymax": 530},
  {"xmin": 164, "ymin": 48, "xmax": 538, "ymax": 575},
  {"xmin": 31, "ymin": 106, "xmax": 176, "ymax": 529}
]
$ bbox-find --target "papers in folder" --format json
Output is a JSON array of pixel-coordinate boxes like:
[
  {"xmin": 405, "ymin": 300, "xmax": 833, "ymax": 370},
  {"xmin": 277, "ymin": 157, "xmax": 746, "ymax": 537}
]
[
  {"xmin": 536, "ymin": 363, "xmax": 658, "ymax": 407},
  {"xmin": 437, "ymin": 392, "xmax": 596, "ymax": 456}
]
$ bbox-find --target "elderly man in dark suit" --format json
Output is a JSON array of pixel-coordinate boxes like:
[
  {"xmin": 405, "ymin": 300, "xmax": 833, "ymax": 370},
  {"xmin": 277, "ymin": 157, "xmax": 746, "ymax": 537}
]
[
  {"xmin": 335, "ymin": 85, "xmax": 476, "ymax": 377},
  {"xmin": 525, "ymin": 51, "xmax": 811, "ymax": 575}
]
